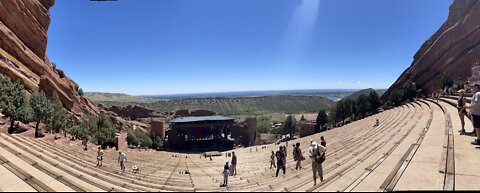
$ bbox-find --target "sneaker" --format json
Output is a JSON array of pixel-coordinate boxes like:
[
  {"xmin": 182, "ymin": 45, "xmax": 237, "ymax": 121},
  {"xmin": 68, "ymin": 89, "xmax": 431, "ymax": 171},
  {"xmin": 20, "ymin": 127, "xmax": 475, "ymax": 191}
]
[
  {"xmin": 471, "ymin": 140, "xmax": 480, "ymax": 146},
  {"xmin": 467, "ymin": 131, "xmax": 477, "ymax": 136}
]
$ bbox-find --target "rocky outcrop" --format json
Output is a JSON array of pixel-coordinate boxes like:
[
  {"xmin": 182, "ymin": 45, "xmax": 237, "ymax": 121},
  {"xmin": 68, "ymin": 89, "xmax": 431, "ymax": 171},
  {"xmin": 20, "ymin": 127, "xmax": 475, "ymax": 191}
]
[
  {"xmin": 0, "ymin": 0, "xmax": 100, "ymax": 117},
  {"xmin": 384, "ymin": 0, "xmax": 480, "ymax": 100},
  {"xmin": 105, "ymin": 105, "xmax": 164, "ymax": 120}
]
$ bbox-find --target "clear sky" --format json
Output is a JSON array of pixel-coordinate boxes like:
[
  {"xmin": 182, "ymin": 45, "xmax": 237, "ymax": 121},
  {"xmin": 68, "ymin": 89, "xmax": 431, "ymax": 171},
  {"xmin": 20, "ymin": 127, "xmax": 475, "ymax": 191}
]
[{"xmin": 47, "ymin": 0, "xmax": 453, "ymax": 95}]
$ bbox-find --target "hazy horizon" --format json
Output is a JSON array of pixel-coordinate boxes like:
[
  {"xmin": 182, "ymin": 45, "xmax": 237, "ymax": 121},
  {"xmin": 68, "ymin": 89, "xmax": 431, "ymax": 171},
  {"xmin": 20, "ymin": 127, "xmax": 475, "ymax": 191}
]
[{"xmin": 86, "ymin": 88, "xmax": 387, "ymax": 97}]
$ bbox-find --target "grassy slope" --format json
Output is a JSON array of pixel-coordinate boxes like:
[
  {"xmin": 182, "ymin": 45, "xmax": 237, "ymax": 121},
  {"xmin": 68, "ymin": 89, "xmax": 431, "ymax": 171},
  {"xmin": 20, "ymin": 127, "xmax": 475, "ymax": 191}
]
[
  {"xmin": 142, "ymin": 95, "xmax": 333, "ymax": 115},
  {"xmin": 92, "ymin": 95, "xmax": 334, "ymax": 116},
  {"xmin": 84, "ymin": 92, "xmax": 158, "ymax": 103}
]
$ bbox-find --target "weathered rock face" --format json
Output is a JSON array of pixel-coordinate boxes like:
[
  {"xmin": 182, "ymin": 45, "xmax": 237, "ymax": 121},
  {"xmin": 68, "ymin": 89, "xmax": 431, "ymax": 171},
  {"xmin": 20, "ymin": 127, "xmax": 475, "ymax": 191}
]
[
  {"xmin": 0, "ymin": 0, "xmax": 100, "ymax": 117},
  {"xmin": 106, "ymin": 105, "xmax": 163, "ymax": 120},
  {"xmin": 384, "ymin": 0, "xmax": 480, "ymax": 100}
]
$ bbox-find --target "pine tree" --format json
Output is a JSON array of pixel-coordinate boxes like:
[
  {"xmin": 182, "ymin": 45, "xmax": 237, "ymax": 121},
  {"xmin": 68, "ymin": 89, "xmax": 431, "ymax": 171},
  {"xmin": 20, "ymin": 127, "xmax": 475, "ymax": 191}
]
[
  {"xmin": 30, "ymin": 91, "xmax": 53, "ymax": 137},
  {"xmin": 368, "ymin": 92, "xmax": 381, "ymax": 114},
  {"xmin": 316, "ymin": 110, "xmax": 328, "ymax": 132},
  {"xmin": 47, "ymin": 93, "xmax": 69, "ymax": 134},
  {"xmin": 92, "ymin": 113, "xmax": 117, "ymax": 147},
  {"xmin": 0, "ymin": 78, "xmax": 32, "ymax": 133},
  {"xmin": 356, "ymin": 95, "xmax": 370, "ymax": 118},
  {"xmin": 283, "ymin": 115, "xmax": 297, "ymax": 136}
]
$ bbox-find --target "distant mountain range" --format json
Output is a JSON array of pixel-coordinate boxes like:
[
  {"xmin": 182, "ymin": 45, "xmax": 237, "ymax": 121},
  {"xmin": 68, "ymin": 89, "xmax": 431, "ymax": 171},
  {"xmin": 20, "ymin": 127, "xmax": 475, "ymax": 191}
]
[
  {"xmin": 85, "ymin": 89, "xmax": 386, "ymax": 116},
  {"xmin": 143, "ymin": 89, "xmax": 364, "ymax": 99}
]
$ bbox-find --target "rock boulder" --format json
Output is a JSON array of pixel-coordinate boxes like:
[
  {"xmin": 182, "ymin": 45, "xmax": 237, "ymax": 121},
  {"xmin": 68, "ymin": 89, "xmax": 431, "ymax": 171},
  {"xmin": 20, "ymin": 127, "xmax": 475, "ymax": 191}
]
[
  {"xmin": 384, "ymin": 0, "xmax": 480, "ymax": 100},
  {"xmin": 0, "ymin": 0, "xmax": 100, "ymax": 117}
]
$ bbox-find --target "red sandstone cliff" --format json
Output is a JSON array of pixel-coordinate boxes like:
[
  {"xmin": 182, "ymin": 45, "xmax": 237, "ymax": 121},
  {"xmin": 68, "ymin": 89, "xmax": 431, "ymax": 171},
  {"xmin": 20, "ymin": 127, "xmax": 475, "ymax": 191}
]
[
  {"xmin": 0, "ymin": 0, "xmax": 100, "ymax": 117},
  {"xmin": 384, "ymin": 0, "xmax": 480, "ymax": 100}
]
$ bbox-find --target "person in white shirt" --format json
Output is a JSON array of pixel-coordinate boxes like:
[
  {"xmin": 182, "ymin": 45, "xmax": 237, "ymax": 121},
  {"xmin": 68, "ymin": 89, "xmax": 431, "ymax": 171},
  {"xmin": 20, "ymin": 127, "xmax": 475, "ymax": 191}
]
[
  {"xmin": 309, "ymin": 142, "xmax": 326, "ymax": 186},
  {"xmin": 118, "ymin": 152, "xmax": 127, "ymax": 172},
  {"xmin": 467, "ymin": 83, "xmax": 480, "ymax": 145}
]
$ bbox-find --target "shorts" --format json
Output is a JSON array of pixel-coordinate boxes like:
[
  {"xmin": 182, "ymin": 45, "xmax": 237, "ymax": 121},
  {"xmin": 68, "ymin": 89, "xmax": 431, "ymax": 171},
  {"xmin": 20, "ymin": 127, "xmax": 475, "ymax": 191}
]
[
  {"xmin": 473, "ymin": 114, "xmax": 480, "ymax": 128},
  {"xmin": 97, "ymin": 156, "xmax": 103, "ymax": 161}
]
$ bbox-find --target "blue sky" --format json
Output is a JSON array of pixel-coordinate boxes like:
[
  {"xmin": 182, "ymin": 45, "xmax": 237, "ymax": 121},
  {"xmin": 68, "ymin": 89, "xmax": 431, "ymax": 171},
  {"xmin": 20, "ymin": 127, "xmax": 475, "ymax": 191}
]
[{"xmin": 47, "ymin": 0, "xmax": 453, "ymax": 95}]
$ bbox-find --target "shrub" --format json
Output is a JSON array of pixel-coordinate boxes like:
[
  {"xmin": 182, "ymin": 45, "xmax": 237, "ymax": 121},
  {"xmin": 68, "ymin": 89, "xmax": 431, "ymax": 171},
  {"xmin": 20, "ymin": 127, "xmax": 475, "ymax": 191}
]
[{"xmin": 78, "ymin": 88, "xmax": 84, "ymax": 96}]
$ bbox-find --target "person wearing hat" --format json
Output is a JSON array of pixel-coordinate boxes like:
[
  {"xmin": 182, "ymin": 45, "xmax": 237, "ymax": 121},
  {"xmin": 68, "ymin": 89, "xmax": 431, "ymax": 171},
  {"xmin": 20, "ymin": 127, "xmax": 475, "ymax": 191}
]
[
  {"xmin": 466, "ymin": 83, "xmax": 480, "ymax": 145},
  {"xmin": 309, "ymin": 141, "xmax": 326, "ymax": 186}
]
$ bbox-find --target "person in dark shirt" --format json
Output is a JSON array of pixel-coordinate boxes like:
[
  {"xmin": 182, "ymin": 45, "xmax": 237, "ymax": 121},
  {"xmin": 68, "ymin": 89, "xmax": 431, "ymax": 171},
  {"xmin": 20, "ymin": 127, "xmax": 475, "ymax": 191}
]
[
  {"xmin": 320, "ymin": 136, "xmax": 327, "ymax": 147},
  {"xmin": 276, "ymin": 146, "xmax": 286, "ymax": 177},
  {"xmin": 222, "ymin": 162, "xmax": 230, "ymax": 187},
  {"xmin": 231, "ymin": 152, "xmax": 237, "ymax": 176}
]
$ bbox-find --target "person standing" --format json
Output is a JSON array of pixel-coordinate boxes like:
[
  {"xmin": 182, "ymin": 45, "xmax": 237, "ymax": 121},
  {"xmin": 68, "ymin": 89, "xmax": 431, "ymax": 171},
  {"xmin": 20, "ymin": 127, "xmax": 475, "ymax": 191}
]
[
  {"xmin": 458, "ymin": 90, "xmax": 469, "ymax": 135},
  {"xmin": 97, "ymin": 147, "xmax": 104, "ymax": 167},
  {"xmin": 118, "ymin": 151, "xmax": 127, "ymax": 173},
  {"xmin": 231, "ymin": 152, "xmax": 237, "ymax": 176},
  {"xmin": 275, "ymin": 146, "xmax": 286, "ymax": 177},
  {"xmin": 270, "ymin": 151, "xmax": 276, "ymax": 169},
  {"xmin": 309, "ymin": 142, "xmax": 326, "ymax": 186},
  {"xmin": 467, "ymin": 84, "xmax": 480, "ymax": 145},
  {"xmin": 293, "ymin": 143, "xmax": 303, "ymax": 170},
  {"xmin": 222, "ymin": 162, "xmax": 230, "ymax": 187},
  {"xmin": 320, "ymin": 136, "xmax": 327, "ymax": 148}
]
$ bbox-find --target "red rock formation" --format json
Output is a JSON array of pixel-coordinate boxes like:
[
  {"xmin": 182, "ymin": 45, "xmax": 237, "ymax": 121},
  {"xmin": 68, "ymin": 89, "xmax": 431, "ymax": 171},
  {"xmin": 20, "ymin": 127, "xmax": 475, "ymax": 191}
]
[
  {"xmin": 0, "ymin": 0, "xmax": 100, "ymax": 117},
  {"xmin": 384, "ymin": 0, "xmax": 480, "ymax": 100},
  {"xmin": 106, "ymin": 105, "xmax": 163, "ymax": 120}
]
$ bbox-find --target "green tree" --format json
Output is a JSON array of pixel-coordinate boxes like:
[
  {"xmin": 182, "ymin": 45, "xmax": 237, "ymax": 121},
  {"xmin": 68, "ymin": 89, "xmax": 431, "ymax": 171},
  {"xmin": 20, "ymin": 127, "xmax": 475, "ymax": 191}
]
[
  {"xmin": 283, "ymin": 115, "xmax": 297, "ymax": 136},
  {"xmin": 328, "ymin": 108, "xmax": 337, "ymax": 127},
  {"xmin": 316, "ymin": 110, "xmax": 328, "ymax": 132},
  {"xmin": 0, "ymin": 75, "xmax": 13, "ymax": 110},
  {"xmin": 368, "ymin": 91, "xmax": 381, "ymax": 114},
  {"xmin": 402, "ymin": 81, "xmax": 417, "ymax": 102},
  {"xmin": 151, "ymin": 133, "xmax": 163, "ymax": 150},
  {"xmin": 47, "ymin": 93, "xmax": 69, "ymax": 134},
  {"xmin": 30, "ymin": 91, "xmax": 53, "ymax": 137},
  {"xmin": 390, "ymin": 89, "xmax": 403, "ymax": 107},
  {"xmin": 127, "ymin": 127, "xmax": 139, "ymax": 147},
  {"xmin": 441, "ymin": 75, "xmax": 454, "ymax": 89},
  {"xmin": 92, "ymin": 113, "xmax": 117, "ymax": 147},
  {"xmin": 0, "ymin": 78, "xmax": 32, "ymax": 133},
  {"xmin": 334, "ymin": 100, "xmax": 350, "ymax": 125},
  {"xmin": 66, "ymin": 124, "xmax": 89, "ymax": 140},
  {"xmin": 137, "ymin": 130, "xmax": 152, "ymax": 148},
  {"xmin": 356, "ymin": 95, "xmax": 370, "ymax": 118},
  {"xmin": 345, "ymin": 99, "xmax": 358, "ymax": 121},
  {"xmin": 82, "ymin": 114, "xmax": 98, "ymax": 134}
]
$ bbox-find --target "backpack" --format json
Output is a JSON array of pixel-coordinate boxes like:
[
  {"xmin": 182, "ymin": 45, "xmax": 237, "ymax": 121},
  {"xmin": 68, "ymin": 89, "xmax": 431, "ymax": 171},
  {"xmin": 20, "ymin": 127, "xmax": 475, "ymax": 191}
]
[{"xmin": 314, "ymin": 147, "xmax": 326, "ymax": 164}]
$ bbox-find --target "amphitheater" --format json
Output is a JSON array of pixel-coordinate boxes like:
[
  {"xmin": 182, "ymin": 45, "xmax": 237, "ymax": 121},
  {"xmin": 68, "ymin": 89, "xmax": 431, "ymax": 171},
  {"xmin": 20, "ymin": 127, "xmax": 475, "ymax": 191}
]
[{"xmin": 0, "ymin": 95, "xmax": 479, "ymax": 192}]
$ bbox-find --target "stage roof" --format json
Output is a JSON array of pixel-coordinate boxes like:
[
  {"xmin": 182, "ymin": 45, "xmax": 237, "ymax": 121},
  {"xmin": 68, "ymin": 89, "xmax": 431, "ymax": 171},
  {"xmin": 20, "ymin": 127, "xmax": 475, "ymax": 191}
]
[{"xmin": 169, "ymin": 116, "xmax": 235, "ymax": 124}]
